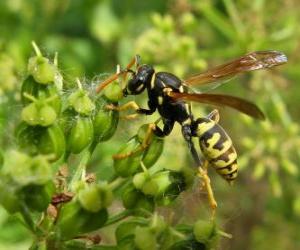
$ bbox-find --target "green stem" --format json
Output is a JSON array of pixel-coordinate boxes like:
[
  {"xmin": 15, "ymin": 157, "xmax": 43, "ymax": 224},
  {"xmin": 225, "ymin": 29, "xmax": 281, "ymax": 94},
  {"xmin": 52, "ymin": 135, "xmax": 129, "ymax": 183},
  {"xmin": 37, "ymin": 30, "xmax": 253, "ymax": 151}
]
[
  {"xmin": 108, "ymin": 177, "xmax": 126, "ymax": 190},
  {"xmin": 198, "ymin": 3, "xmax": 236, "ymax": 41},
  {"xmin": 222, "ymin": 0, "xmax": 246, "ymax": 42},
  {"xmin": 70, "ymin": 142, "xmax": 97, "ymax": 187},
  {"xmin": 104, "ymin": 210, "xmax": 132, "ymax": 227},
  {"xmin": 19, "ymin": 204, "xmax": 36, "ymax": 233},
  {"xmin": 23, "ymin": 92, "xmax": 38, "ymax": 102},
  {"xmin": 32, "ymin": 41, "xmax": 42, "ymax": 57}
]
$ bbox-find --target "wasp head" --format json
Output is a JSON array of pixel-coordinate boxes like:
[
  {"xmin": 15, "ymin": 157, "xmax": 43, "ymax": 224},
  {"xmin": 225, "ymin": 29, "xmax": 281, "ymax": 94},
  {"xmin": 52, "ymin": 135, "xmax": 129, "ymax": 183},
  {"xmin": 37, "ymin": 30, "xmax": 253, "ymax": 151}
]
[{"xmin": 124, "ymin": 64, "xmax": 154, "ymax": 96}]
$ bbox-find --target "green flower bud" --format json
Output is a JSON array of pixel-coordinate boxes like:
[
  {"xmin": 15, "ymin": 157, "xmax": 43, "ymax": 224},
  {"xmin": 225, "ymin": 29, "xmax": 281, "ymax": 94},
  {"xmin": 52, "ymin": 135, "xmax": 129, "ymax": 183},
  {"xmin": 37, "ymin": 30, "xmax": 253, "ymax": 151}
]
[
  {"xmin": 21, "ymin": 76, "xmax": 39, "ymax": 105},
  {"xmin": 122, "ymin": 184, "xmax": 154, "ymax": 214},
  {"xmin": 193, "ymin": 220, "xmax": 219, "ymax": 248},
  {"xmin": 28, "ymin": 55, "xmax": 56, "ymax": 84},
  {"xmin": 78, "ymin": 182, "xmax": 113, "ymax": 212},
  {"xmin": 149, "ymin": 214, "xmax": 167, "ymax": 235},
  {"xmin": 28, "ymin": 41, "xmax": 57, "ymax": 85},
  {"xmin": 20, "ymin": 181, "xmax": 55, "ymax": 212},
  {"xmin": 57, "ymin": 201, "xmax": 108, "ymax": 240},
  {"xmin": 93, "ymin": 97, "xmax": 119, "ymax": 142},
  {"xmin": 103, "ymin": 81, "xmax": 123, "ymax": 102},
  {"xmin": 134, "ymin": 196, "xmax": 155, "ymax": 215},
  {"xmin": 7, "ymin": 152, "xmax": 52, "ymax": 186},
  {"xmin": 116, "ymin": 221, "xmax": 141, "ymax": 244},
  {"xmin": 114, "ymin": 136, "xmax": 144, "ymax": 177},
  {"xmin": 21, "ymin": 102, "xmax": 39, "ymax": 126},
  {"xmin": 122, "ymin": 184, "xmax": 142, "ymax": 209},
  {"xmin": 67, "ymin": 116, "xmax": 94, "ymax": 154},
  {"xmin": 68, "ymin": 89, "xmax": 95, "ymax": 116},
  {"xmin": 38, "ymin": 123, "xmax": 66, "ymax": 161},
  {"xmin": 134, "ymin": 226, "xmax": 157, "ymax": 250},
  {"xmin": 21, "ymin": 76, "xmax": 62, "ymax": 114},
  {"xmin": 22, "ymin": 102, "xmax": 57, "ymax": 127},
  {"xmin": 142, "ymin": 136, "xmax": 164, "ymax": 168},
  {"xmin": 133, "ymin": 172, "xmax": 148, "ymax": 190},
  {"xmin": 15, "ymin": 122, "xmax": 40, "ymax": 155},
  {"xmin": 135, "ymin": 170, "xmax": 186, "ymax": 203},
  {"xmin": 0, "ymin": 175, "xmax": 21, "ymax": 213}
]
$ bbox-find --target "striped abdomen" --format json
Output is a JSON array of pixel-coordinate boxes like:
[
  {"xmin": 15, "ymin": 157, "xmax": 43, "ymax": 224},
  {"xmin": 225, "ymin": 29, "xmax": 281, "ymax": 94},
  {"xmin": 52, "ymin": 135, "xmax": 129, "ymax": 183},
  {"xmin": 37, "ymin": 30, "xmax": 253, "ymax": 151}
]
[{"xmin": 195, "ymin": 117, "xmax": 238, "ymax": 183}]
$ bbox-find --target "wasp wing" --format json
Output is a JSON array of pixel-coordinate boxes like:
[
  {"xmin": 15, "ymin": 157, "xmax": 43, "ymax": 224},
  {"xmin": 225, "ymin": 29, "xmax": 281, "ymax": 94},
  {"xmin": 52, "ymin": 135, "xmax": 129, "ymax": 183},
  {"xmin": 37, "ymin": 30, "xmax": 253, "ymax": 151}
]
[
  {"xmin": 168, "ymin": 92, "xmax": 265, "ymax": 120},
  {"xmin": 183, "ymin": 51, "xmax": 287, "ymax": 86}
]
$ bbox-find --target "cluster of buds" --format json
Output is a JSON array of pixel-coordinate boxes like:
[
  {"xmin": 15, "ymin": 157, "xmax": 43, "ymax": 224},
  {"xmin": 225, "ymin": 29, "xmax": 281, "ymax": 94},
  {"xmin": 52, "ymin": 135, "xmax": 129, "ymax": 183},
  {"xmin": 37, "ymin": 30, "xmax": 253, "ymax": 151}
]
[{"xmin": 0, "ymin": 43, "xmax": 230, "ymax": 249}]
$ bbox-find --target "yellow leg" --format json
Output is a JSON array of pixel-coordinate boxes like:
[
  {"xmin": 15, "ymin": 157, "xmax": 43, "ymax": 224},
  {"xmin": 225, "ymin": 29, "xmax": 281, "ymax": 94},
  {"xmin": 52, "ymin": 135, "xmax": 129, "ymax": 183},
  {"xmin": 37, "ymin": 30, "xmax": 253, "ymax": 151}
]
[
  {"xmin": 113, "ymin": 123, "xmax": 155, "ymax": 160},
  {"xmin": 106, "ymin": 101, "xmax": 141, "ymax": 120},
  {"xmin": 197, "ymin": 160, "xmax": 217, "ymax": 218},
  {"xmin": 106, "ymin": 101, "xmax": 140, "ymax": 112}
]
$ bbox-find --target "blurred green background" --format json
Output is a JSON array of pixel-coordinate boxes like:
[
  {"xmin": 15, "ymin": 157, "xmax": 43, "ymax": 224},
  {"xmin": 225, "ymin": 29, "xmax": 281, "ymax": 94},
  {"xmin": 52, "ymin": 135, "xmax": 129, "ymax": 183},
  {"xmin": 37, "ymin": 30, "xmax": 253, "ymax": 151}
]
[{"xmin": 0, "ymin": 0, "xmax": 299, "ymax": 249}]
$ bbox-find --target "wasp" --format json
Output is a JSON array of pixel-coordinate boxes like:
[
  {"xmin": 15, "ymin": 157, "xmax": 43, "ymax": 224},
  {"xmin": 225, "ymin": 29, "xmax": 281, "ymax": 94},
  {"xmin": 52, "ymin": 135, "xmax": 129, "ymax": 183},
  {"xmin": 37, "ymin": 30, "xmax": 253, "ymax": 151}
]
[{"xmin": 96, "ymin": 51, "xmax": 287, "ymax": 213}]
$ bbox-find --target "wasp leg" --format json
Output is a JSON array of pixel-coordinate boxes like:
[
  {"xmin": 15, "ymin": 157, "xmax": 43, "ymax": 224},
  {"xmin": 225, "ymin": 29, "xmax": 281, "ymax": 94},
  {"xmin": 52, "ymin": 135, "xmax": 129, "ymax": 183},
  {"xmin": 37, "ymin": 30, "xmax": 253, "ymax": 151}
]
[
  {"xmin": 207, "ymin": 109, "xmax": 220, "ymax": 123},
  {"xmin": 113, "ymin": 123, "xmax": 155, "ymax": 160},
  {"xmin": 97, "ymin": 55, "xmax": 139, "ymax": 93},
  {"xmin": 106, "ymin": 101, "xmax": 142, "ymax": 120},
  {"xmin": 182, "ymin": 124, "xmax": 201, "ymax": 166},
  {"xmin": 197, "ymin": 160, "xmax": 217, "ymax": 218},
  {"xmin": 152, "ymin": 119, "xmax": 175, "ymax": 137}
]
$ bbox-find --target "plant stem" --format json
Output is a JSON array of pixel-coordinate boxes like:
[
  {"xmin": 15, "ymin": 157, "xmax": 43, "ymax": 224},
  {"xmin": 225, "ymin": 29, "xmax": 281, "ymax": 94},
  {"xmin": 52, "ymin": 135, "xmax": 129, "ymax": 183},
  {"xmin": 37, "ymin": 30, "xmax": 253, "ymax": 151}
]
[
  {"xmin": 70, "ymin": 142, "xmax": 97, "ymax": 187},
  {"xmin": 32, "ymin": 41, "xmax": 42, "ymax": 57},
  {"xmin": 104, "ymin": 210, "xmax": 132, "ymax": 227}
]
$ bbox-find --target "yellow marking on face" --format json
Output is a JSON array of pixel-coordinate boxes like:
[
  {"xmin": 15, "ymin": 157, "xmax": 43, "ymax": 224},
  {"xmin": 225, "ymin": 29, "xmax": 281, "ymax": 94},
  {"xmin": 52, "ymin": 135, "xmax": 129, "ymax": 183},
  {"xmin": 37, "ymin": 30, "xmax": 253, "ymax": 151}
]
[
  {"xmin": 196, "ymin": 121, "xmax": 215, "ymax": 136},
  {"xmin": 136, "ymin": 84, "xmax": 144, "ymax": 92},
  {"xmin": 179, "ymin": 86, "xmax": 184, "ymax": 93},
  {"xmin": 203, "ymin": 133, "xmax": 233, "ymax": 159},
  {"xmin": 182, "ymin": 118, "xmax": 191, "ymax": 125},
  {"xmin": 158, "ymin": 96, "xmax": 163, "ymax": 105},
  {"xmin": 150, "ymin": 73, "xmax": 156, "ymax": 89},
  {"xmin": 214, "ymin": 151, "xmax": 237, "ymax": 168}
]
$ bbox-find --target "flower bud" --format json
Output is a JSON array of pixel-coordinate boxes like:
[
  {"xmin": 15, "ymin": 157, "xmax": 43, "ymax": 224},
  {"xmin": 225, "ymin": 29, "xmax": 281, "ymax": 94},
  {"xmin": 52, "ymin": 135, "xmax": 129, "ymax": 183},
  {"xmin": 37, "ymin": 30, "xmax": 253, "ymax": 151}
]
[
  {"xmin": 67, "ymin": 116, "xmax": 94, "ymax": 154},
  {"xmin": 20, "ymin": 181, "xmax": 55, "ymax": 212},
  {"xmin": 28, "ymin": 42, "xmax": 57, "ymax": 85},
  {"xmin": 21, "ymin": 77, "xmax": 62, "ymax": 114},
  {"xmin": 56, "ymin": 201, "xmax": 108, "ymax": 240},
  {"xmin": 38, "ymin": 123, "xmax": 66, "ymax": 161},
  {"xmin": 134, "ymin": 170, "xmax": 186, "ymax": 204},
  {"xmin": 6, "ymin": 152, "xmax": 52, "ymax": 186},
  {"xmin": 68, "ymin": 89, "xmax": 95, "ymax": 116},
  {"xmin": 134, "ymin": 226, "xmax": 157, "ymax": 250},
  {"xmin": 113, "ymin": 137, "xmax": 143, "ymax": 177},
  {"xmin": 103, "ymin": 81, "xmax": 123, "ymax": 102},
  {"xmin": 78, "ymin": 182, "xmax": 113, "ymax": 212},
  {"xmin": 0, "ymin": 175, "xmax": 21, "ymax": 213},
  {"xmin": 93, "ymin": 97, "xmax": 119, "ymax": 142},
  {"xmin": 22, "ymin": 102, "xmax": 57, "ymax": 127},
  {"xmin": 116, "ymin": 221, "xmax": 141, "ymax": 244},
  {"xmin": 149, "ymin": 213, "xmax": 167, "ymax": 235},
  {"xmin": 28, "ymin": 55, "xmax": 57, "ymax": 84},
  {"xmin": 193, "ymin": 219, "xmax": 219, "ymax": 248},
  {"xmin": 142, "ymin": 136, "xmax": 164, "ymax": 168},
  {"xmin": 122, "ymin": 183, "xmax": 154, "ymax": 214}
]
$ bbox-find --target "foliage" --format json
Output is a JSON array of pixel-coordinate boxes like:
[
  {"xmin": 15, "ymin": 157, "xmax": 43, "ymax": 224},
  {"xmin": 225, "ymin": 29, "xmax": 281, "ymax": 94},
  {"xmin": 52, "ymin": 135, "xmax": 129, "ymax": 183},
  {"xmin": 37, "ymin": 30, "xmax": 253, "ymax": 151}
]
[{"xmin": 0, "ymin": 0, "xmax": 300, "ymax": 249}]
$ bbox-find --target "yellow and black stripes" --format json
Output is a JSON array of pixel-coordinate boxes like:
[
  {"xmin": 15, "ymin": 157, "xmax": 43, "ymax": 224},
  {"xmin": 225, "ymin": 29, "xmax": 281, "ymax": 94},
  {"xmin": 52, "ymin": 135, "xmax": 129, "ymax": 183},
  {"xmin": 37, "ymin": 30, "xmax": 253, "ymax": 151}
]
[{"xmin": 195, "ymin": 117, "xmax": 238, "ymax": 183}]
